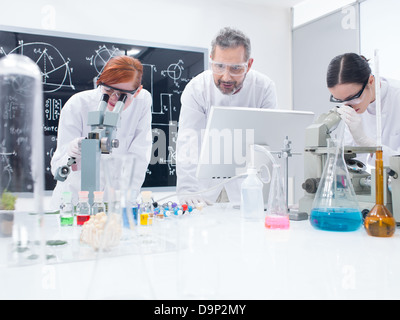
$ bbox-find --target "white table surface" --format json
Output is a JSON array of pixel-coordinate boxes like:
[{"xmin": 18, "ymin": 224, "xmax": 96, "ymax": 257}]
[{"xmin": 1, "ymin": 199, "xmax": 400, "ymax": 300}]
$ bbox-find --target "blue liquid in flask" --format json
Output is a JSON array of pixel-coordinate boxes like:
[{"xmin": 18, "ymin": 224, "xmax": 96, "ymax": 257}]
[{"xmin": 310, "ymin": 207, "xmax": 363, "ymax": 232}]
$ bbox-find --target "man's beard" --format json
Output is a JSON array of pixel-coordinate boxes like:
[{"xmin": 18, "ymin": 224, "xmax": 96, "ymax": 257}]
[{"xmin": 215, "ymin": 78, "xmax": 245, "ymax": 95}]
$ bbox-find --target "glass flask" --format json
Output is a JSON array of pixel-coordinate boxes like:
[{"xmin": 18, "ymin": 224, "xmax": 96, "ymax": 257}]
[
  {"xmin": 310, "ymin": 138, "xmax": 363, "ymax": 232},
  {"xmin": 0, "ymin": 54, "xmax": 44, "ymax": 265},
  {"xmin": 265, "ymin": 164, "xmax": 289, "ymax": 229},
  {"xmin": 364, "ymin": 147, "xmax": 396, "ymax": 237}
]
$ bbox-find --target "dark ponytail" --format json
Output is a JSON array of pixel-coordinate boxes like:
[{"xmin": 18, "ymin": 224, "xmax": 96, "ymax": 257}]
[{"xmin": 327, "ymin": 53, "xmax": 371, "ymax": 88}]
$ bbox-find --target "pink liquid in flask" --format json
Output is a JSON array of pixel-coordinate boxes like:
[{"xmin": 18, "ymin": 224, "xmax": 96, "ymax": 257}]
[{"xmin": 265, "ymin": 214, "xmax": 290, "ymax": 230}]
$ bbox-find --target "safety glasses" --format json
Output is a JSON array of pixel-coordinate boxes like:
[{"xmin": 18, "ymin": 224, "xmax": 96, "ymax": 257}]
[
  {"xmin": 100, "ymin": 83, "xmax": 138, "ymax": 99},
  {"xmin": 209, "ymin": 60, "xmax": 248, "ymax": 76},
  {"xmin": 330, "ymin": 78, "xmax": 369, "ymax": 104}
]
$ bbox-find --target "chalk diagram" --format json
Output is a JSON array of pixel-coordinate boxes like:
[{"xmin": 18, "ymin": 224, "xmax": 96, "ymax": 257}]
[
  {"xmin": 0, "ymin": 83, "xmax": 32, "ymax": 192},
  {"xmin": 86, "ymin": 45, "xmax": 123, "ymax": 78},
  {"xmin": 161, "ymin": 59, "xmax": 191, "ymax": 90},
  {"xmin": 45, "ymin": 136, "xmax": 57, "ymax": 175},
  {"xmin": 151, "ymin": 59, "xmax": 193, "ymax": 176},
  {"xmin": 161, "ymin": 59, "xmax": 184, "ymax": 88},
  {"xmin": 142, "ymin": 63, "xmax": 157, "ymax": 106},
  {"xmin": 9, "ymin": 76, "xmax": 35, "ymax": 97},
  {"xmin": 0, "ymin": 145, "xmax": 16, "ymax": 192},
  {"xmin": 151, "ymin": 128, "xmax": 178, "ymax": 176},
  {"xmin": 155, "ymin": 59, "xmax": 190, "ymax": 120},
  {"xmin": 0, "ymin": 40, "xmax": 75, "ymax": 93},
  {"xmin": 45, "ymin": 98, "xmax": 62, "ymax": 121}
]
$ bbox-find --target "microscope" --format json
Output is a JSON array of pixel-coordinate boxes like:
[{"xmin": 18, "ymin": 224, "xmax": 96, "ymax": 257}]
[
  {"xmin": 298, "ymin": 107, "xmax": 393, "ymax": 218},
  {"xmin": 54, "ymin": 93, "xmax": 127, "ymax": 205}
]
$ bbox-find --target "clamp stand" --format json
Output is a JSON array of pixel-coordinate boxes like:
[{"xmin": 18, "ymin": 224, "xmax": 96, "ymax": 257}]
[{"xmin": 271, "ymin": 137, "xmax": 308, "ymax": 221}]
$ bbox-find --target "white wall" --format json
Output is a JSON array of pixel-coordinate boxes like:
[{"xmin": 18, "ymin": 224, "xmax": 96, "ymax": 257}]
[
  {"xmin": 0, "ymin": 0, "xmax": 293, "ymax": 109},
  {"xmin": 293, "ymin": 0, "xmax": 356, "ymax": 27},
  {"xmin": 360, "ymin": 0, "xmax": 400, "ymax": 81}
]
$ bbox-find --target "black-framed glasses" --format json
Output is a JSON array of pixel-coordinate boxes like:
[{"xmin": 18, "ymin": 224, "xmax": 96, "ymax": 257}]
[
  {"xmin": 100, "ymin": 83, "xmax": 138, "ymax": 99},
  {"xmin": 330, "ymin": 78, "xmax": 369, "ymax": 103}
]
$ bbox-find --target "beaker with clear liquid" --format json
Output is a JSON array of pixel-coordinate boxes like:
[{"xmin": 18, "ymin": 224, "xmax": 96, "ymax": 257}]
[{"xmin": 310, "ymin": 138, "xmax": 363, "ymax": 232}]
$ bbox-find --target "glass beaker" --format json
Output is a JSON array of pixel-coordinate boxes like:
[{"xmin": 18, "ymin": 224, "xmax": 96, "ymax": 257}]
[
  {"xmin": 102, "ymin": 154, "xmax": 136, "ymax": 242},
  {"xmin": 265, "ymin": 164, "xmax": 289, "ymax": 229},
  {"xmin": 310, "ymin": 138, "xmax": 363, "ymax": 232}
]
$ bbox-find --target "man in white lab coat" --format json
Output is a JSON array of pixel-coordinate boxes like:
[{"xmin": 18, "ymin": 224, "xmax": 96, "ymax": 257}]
[
  {"xmin": 50, "ymin": 56, "xmax": 152, "ymax": 209},
  {"xmin": 176, "ymin": 27, "xmax": 278, "ymax": 206}
]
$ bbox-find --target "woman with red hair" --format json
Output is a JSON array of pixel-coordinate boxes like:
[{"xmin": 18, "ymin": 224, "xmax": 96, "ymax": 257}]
[{"xmin": 50, "ymin": 55, "xmax": 152, "ymax": 208}]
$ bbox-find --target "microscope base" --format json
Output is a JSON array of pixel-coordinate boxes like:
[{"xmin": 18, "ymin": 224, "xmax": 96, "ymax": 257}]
[{"xmin": 289, "ymin": 211, "xmax": 309, "ymax": 221}]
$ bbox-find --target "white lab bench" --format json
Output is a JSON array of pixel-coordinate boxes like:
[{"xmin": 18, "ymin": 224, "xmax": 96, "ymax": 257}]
[{"xmin": 1, "ymin": 196, "xmax": 400, "ymax": 300}]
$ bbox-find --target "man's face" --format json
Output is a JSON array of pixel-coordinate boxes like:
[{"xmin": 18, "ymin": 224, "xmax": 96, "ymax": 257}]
[{"xmin": 211, "ymin": 45, "xmax": 253, "ymax": 95}]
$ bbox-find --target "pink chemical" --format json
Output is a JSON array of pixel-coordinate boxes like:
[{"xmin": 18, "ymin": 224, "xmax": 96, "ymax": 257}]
[{"xmin": 265, "ymin": 215, "xmax": 290, "ymax": 230}]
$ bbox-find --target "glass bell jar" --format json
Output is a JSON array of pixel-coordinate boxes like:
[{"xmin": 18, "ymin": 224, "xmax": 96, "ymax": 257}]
[{"xmin": 0, "ymin": 54, "xmax": 44, "ymax": 264}]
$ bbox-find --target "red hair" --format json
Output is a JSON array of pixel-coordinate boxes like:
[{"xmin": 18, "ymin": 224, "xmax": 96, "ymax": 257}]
[{"xmin": 96, "ymin": 55, "xmax": 143, "ymax": 88}]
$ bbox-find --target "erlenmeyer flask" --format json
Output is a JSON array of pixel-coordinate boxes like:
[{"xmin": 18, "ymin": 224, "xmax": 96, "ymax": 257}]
[
  {"xmin": 265, "ymin": 164, "xmax": 289, "ymax": 229},
  {"xmin": 310, "ymin": 138, "xmax": 363, "ymax": 232}
]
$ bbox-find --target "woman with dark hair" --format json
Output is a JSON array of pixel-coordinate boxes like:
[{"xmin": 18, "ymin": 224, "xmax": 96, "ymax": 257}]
[
  {"xmin": 327, "ymin": 52, "xmax": 400, "ymax": 165},
  {"xmin": 50, "ymin": 56, "xmax": 152, "ymax": 208}
]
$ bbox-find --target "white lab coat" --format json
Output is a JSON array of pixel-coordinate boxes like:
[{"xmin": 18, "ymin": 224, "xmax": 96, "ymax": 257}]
[
  {"xmin": 50, "ymin": 87, "xmax": 153, "ymax": 209},
  {"xmin": 343, "ymin": 78, "xmax": 400, "ymax": 166},
  {"xmin": 176, "ymin": 69, "xmax": 278, "ymax": 204}
]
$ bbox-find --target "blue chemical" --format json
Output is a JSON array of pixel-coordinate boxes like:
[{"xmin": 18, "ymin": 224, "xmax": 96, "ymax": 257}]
[
  {"xmin": 122, "ymin": 207, "xmax": 129, "ymax": 228},
  {"xmin": 122, "ymin": 206, "xmax": 139, "ymax": 228},
  {"xmin": 310, "ymin": 207, "xmax": 363, "ymax": 232},
  {"xmin": 132, "ymin": 206, "xmax": 138, "ymax": 225}
]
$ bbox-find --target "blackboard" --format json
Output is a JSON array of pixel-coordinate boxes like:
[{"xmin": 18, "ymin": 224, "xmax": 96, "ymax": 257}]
[{"xmin": 0, "ymin": 26, "xmax": 207, "ymax": 191}]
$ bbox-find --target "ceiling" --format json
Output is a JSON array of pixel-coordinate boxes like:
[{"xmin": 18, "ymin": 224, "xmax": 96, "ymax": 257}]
[{"xmin": 232, "ymin": 0, "xmax": 306, "ymax": 8}]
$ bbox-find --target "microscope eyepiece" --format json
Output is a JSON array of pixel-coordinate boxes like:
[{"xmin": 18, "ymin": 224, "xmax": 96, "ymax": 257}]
[
  {"xmin": 101, "ymin": 94, "xmax": 110, "ymax": 103},
  {"xmin": 118, "ymin": 93, "xmax": 127, "ymax": 103}
]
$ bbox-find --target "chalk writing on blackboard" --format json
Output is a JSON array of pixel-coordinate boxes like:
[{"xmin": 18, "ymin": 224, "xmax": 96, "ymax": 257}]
[
  {"xmin": 86, "ymin": 45, "xmax": 123, "ymax": 77},
  {"xmin": 1, "ymin": 40, "xmax": 75, "ymax": 93}
]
